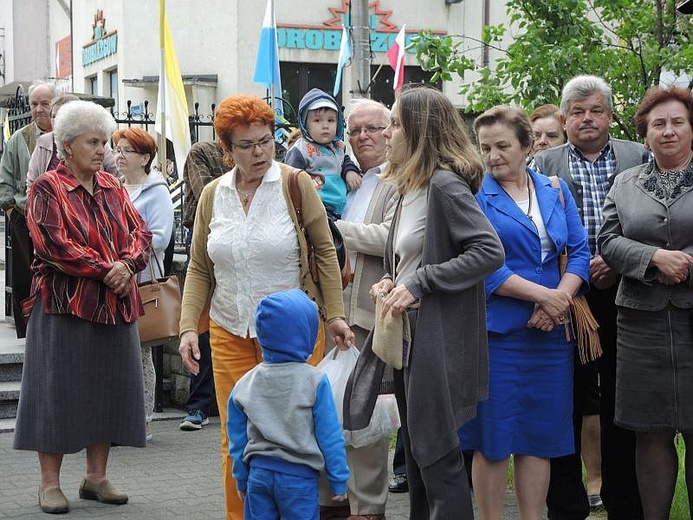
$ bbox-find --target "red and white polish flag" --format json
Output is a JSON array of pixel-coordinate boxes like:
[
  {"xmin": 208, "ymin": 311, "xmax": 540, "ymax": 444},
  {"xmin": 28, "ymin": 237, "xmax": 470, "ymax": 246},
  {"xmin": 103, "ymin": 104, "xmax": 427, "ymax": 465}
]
[{"xmin": 387, "ymin": 24, "xmax": 406, "ymax": 92}]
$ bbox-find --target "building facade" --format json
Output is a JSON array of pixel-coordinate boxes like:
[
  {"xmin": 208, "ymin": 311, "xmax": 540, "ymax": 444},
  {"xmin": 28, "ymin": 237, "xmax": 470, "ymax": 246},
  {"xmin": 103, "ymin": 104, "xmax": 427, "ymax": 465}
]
[{"xmin": 1, "ymin": 0, "xmax": 510, "ymax": 138}]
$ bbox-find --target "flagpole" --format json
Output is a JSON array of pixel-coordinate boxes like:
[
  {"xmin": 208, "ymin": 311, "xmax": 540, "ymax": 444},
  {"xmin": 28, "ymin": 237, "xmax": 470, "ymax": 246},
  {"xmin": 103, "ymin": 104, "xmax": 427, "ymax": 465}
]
[
  {"xmin": 158, "ymin": 0, "xmax": 167, "ymax": 173},
  {"xmin": 269, "ymin": 0, "xmax": 275, "ymax": 114}
]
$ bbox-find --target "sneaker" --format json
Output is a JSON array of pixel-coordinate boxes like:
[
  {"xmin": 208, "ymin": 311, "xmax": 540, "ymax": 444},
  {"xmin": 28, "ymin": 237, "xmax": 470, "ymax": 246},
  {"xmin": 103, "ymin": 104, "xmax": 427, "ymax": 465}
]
[
  {"xmin": 179, "ymin": 410, "xmax": 209, "ymax": 431},
  {"xmin": 389, "ymin": 473, "xmax": 408, "ymax": 493}
]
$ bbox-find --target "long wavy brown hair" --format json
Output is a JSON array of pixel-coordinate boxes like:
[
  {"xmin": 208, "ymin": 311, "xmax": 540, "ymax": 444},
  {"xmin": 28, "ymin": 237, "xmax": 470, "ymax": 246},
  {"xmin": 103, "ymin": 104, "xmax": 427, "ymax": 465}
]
[{"xmin": 380, "ymin": 85, "xmax": 484, "ymax": 194}]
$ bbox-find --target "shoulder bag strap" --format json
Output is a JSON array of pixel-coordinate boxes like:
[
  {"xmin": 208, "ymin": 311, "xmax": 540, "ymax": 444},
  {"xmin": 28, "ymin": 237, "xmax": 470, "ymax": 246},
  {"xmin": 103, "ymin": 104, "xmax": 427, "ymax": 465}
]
[
  {"xmin": 549, "ymin": 175, "xmax": 569, "ymax": 275},
  {"xmin": 288, "ymin": 169, "xmax": 303, "ymax": 227},
  {"xmin": 550, "ymin": 175, "xmax": 565, "ymax": 208}
]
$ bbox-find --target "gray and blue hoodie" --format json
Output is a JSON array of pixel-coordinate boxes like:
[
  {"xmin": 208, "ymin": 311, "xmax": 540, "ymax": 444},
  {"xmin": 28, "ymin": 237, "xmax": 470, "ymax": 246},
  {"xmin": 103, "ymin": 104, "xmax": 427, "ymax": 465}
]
[
  {"xmin": 284, "ymin": 88, "xmax": 359, "ymax": 217},
  {"xmin": 227, "ymin": 289, "xmax": 349, "ymax": 495}
]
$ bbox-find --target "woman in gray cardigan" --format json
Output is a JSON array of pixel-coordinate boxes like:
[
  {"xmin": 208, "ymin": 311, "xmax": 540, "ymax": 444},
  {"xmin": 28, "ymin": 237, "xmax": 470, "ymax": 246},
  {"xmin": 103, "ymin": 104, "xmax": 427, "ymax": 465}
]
[
  {"xmin": 372, "ymin": 85, "xmax": 504, "ymax": 519},
  {"xmin": 598, "ymin": 86, "xmax": 693, "ymax": 520}
]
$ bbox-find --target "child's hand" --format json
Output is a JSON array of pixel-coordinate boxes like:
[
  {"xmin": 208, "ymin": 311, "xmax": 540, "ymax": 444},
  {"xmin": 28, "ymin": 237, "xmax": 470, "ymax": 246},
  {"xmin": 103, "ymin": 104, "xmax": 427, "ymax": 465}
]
[
  {"xmin": 237, "ymin": 490, "xmax": 246, "ymax": 501},
  {"xmin": 345, "ymin": 170, "xmax": 362, "ymax": 191},
  {"xmin": 331, "ymin": 493, "xmax": 348, "ymax": 502}
]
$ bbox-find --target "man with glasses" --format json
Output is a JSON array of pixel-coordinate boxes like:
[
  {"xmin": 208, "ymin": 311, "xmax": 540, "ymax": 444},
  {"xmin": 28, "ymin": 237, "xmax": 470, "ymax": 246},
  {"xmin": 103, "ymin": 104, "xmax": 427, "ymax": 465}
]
[
  {"xmin": 0, "ymin": 82, "xmax": 55, "ymax": 338},
  {"xmin": 319, "ymin": 98, "xmax": 396, "ymax": 520}
]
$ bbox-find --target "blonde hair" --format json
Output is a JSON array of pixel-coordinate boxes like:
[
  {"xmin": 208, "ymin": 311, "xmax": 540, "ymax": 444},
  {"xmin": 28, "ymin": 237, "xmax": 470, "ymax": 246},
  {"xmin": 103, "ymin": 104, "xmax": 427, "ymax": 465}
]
[{"xmin": 380, "ymin": 85, "xmax": 484, "ymax": 194}]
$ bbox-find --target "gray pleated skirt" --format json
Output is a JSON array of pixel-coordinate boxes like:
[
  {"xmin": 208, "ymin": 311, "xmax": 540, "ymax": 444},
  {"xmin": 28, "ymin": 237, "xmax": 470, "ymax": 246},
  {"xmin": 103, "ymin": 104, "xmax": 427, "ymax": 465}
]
[
  {"xmin": 13, "ymin": 298, "xmax": 146, "ymax": 453},
  {"xmin": 615, "ymin": 305, "xmax": 693, "ymax": 433}
]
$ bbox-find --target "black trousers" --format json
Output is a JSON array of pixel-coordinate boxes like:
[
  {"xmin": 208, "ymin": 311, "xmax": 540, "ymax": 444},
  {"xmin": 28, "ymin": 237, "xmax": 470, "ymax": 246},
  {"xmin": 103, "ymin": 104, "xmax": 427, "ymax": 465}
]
[
  {"xmin": 393, "ymin": 367, "xmax": 473, "ymax": 520},
  {"xmin": 8, "ymin": 211, "xmax": 33, "ymax": 339},
  {"xmin": 546, "ymin": 355, "xmax": 593, "ymax": 519},
  {"xmin": 547, "ymin": 285, "xmax": 643, "ymax": 520},
  {"xmin": 590, "ymin": 286, "xmax": 643, "ymax": 519}
]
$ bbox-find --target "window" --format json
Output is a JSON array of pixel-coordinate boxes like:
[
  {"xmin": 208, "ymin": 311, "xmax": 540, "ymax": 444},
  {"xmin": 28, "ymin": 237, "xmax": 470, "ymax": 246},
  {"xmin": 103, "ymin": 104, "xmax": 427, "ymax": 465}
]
[
  {"xmin": 369, "ymin": 66, "xmax": 440, "ymax": 108},
  {"xmin": 108, "ymin": 69, "xmax": 119, "ymax": 113},
  {"xmin": 87, "ymin": 75, "xmax": 98, "ymax": 96},
  {"xmin": 281, "ymin": 62, "xmax": 340, "ymax": 125}
]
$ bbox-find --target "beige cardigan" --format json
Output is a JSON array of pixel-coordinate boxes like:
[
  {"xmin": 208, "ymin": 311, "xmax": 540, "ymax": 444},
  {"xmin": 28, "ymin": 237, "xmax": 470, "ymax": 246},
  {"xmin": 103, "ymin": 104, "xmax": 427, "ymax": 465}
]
[{"xmin": 179, "ymin": 162, "xmax": 345, "ymax": 336}]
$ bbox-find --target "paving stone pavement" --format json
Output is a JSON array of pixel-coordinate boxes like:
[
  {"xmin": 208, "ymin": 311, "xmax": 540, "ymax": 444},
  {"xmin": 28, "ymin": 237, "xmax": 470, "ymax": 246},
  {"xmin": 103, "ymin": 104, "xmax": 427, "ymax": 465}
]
[{"xmin": 0, "ymin": 415, "xmax": 525, "ymax": 519}]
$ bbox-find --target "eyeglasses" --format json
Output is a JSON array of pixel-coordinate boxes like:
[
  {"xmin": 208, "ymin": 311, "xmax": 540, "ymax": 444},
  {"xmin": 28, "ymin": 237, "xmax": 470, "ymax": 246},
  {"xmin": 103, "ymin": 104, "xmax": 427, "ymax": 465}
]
[
  {"xmin": 347, "ymin": 125, "xmax": 386, "ymax": 137},
  {"xmin": 231, "ymin": 135, "xmax": 274, "ymax": 152},
  {"xmin": 114, "ymin": 147, "xmax": 139, "ymax": 156}
]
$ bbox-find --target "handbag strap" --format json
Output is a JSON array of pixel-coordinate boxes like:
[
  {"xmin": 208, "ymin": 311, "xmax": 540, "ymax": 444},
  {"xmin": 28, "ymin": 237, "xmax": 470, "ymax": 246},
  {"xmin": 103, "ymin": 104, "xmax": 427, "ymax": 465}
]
[
  {"xmin": 288, "ymin": 169, "xmax": 303, "ymax": 228},
  {"xmin": 550, "ymin": 175, "xmax": 566, "ymax": 208},
  {"xmin": 550, "ymin": 176, "xmax": 569, "ymax": 275},
  {"xmin": 136, "ymin": 245, "xmax": 165, "ymax": 284}
]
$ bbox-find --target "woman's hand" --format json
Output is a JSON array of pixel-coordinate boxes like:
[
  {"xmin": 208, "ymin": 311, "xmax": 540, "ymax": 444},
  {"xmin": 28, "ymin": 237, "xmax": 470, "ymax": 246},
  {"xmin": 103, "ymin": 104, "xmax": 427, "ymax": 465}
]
[
  {"xmin": 536, "ymin": 287, "xmax": 572, "ymax": 322},
  {"xmin": 589, "ymin": 255, "xmax": 618, "ymax": 290},
  {"xmin": 369, "ymin": 278, "xmax": 394, "ymax": 303},
  {"xmin": 178, "ymin": 330, "xmax": 201, "ymax": 375},
  {"xmin": 527, "ymin": 306, "xmax": 557, "ymax": 331},
  {"xmin": 651, "ymin": 249, "xmax": 693, "ymax": 285},
  {"xmin": 329, "ymin": 318, "xmax": 355, "ymax": 351},
  {"xmin": 381, "ymin": 284, "xmax": 415, "ymax": 319},
  {"xmin": 103, "ymin": 261, "xmax": 133, "ymax": 297}
]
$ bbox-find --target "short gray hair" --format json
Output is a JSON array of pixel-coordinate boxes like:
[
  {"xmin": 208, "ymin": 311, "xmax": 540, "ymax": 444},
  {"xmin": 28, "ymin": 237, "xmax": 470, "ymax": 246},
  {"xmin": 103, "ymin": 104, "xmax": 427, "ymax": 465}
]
[
  {"xmin": 53, "ymin": 100, "xmax": 116, "ymax": 159},
  {"xmin": 560, "ymin": 75, "xmax": 613, "ymax": 116},
  {"xmin": 28, "ymin": 81, "xmax": 56, "ymax": 99},
  {"xmin": 346, "ymin": 98, "xmax": 391, "ymax": 128},
  {"xmin": 50, "ymin": 93, "xmax": 80, "ymax": 112}
]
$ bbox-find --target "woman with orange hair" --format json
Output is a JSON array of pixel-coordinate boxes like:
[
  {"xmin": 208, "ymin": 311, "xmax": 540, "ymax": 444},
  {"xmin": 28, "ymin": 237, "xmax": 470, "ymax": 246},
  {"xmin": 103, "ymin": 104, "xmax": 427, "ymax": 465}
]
[
  {"xmin": 178, "ymin": 95, "xmax": 354, "ymax": 519},
  {"xmin": 113, "ymin": 127, "xmax": 173, "ymax": 440}
]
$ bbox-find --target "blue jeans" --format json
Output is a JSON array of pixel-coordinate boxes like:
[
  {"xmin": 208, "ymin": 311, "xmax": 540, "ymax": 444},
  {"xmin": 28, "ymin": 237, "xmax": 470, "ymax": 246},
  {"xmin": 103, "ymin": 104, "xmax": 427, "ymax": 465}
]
[
  {"xmin": 245, "ymin": 467, "xmax": 319, "ymax": 520},
  {"xmin": 183, "ymin": 228, "xmax": 215, "ymax": 415},
  {"xmin": 185, "ymin": 331, "xmax": 215, "ymax": 414}
]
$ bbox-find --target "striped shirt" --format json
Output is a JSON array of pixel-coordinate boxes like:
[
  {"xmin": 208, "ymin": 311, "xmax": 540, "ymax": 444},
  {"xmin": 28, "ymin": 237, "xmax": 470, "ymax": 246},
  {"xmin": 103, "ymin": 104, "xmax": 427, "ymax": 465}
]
[{"xmin": 24, "ymin": 164, "xmax": 152, "ymax": 324}]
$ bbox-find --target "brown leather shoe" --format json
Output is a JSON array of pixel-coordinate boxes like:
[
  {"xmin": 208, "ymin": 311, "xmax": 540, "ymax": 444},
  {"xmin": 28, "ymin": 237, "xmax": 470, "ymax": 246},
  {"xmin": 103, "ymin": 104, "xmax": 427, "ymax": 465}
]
[
  {"xmin": 38, "ymin": 486, "xmax": 69, "ymax": 514},
  {"xmin": 347, "ymin": 515, "xmax": 386, "ymax": 520},
  {"xmin": 320, "ymin": 504, "xmax": 352, "ymax": 519},
  {"xmin": 79, "ymin": 478, "xmax": 128, "ymax": 505}
]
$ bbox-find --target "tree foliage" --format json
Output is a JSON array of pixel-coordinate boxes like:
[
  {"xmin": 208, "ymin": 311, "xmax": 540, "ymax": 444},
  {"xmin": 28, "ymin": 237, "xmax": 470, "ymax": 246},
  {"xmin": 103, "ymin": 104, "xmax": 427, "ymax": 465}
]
[{"xmin": 410, "ymin": 0, "xmax": 693, "ymax": 139}]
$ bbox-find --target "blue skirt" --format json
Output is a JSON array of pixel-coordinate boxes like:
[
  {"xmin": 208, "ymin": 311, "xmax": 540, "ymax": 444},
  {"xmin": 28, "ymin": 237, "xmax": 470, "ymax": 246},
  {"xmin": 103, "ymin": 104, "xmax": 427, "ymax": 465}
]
[{"xmin": 459, "ymin": 327, "xmax": 574, "ymax": 460}]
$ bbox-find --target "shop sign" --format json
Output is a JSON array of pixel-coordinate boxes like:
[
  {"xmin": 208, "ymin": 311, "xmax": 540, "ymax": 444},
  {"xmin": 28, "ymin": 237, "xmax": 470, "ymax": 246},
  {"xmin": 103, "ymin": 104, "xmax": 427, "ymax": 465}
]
[
  {"xmin": 277, "ymin": 0, "xmax": 437, "ymax": 52},
  {"xmin": 82, "ymin": 9, "xmax": 118, "ymax": 66}
]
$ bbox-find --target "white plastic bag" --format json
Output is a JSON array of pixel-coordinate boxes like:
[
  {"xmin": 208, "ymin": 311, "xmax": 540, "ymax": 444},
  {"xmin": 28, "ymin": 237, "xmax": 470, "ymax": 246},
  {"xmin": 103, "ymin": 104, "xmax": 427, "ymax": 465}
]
[
  {"xmin": 344, "ymin": 394, "xmax": 400, "ymax": 448},
  {"xmin": 318, "ymin": 346, "xmax": 360, "ymax": 424},
  {"xmin": 318, "ymin": 346, "xmax": 400, "ymax": 448}
]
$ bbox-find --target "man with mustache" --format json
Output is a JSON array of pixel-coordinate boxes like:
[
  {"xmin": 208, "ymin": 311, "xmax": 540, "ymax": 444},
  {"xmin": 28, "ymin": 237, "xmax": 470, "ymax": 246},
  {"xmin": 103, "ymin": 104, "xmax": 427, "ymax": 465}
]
[{"xmin": 533, "ymin": 75, "xmax": 650, "ymax": 520}]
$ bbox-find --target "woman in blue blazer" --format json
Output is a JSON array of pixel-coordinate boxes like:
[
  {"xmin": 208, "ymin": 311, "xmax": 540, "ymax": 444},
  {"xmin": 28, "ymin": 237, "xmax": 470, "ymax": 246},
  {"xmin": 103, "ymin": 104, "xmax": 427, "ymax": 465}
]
[{"xmin": 459, "ymin": 106, "xmax": 590, "ymax": 520}]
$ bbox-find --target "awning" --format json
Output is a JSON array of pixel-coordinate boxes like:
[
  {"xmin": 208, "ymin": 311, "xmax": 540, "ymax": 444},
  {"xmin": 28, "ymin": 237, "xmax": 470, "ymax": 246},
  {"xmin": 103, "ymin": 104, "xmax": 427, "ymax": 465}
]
[
  {"xmin": 0, "ymin": 81, "xmax": 32, "ymax": 107},
  {"xmin": 678, "ymin": 0, "xmax": 693, "ymax": 14}
]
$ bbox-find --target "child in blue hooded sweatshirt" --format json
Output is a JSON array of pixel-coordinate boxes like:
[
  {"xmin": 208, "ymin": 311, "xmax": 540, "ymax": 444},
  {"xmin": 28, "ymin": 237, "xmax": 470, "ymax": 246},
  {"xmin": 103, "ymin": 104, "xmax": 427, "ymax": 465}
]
[
  {"xmin": 227, "ymin": 289, "xmax": 349, "ymax": 520},
  {"xmin": 284, "ymin": 88, "xmax": 360, "ymax": 219}
]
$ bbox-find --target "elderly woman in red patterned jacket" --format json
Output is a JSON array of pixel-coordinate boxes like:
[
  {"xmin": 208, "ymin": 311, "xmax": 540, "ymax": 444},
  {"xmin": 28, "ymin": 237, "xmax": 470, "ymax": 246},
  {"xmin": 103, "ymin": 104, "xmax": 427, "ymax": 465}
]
[{"xmin": 13, "ymin": 100, "xmax": 152, "ymax": 515}]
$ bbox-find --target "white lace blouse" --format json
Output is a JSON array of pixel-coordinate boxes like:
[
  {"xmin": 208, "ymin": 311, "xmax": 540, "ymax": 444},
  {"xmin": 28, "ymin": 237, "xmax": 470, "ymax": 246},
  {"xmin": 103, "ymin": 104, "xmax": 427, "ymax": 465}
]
[{"xmin": 207, "ymin": 162, "xmax": 300, "ymax": 338}]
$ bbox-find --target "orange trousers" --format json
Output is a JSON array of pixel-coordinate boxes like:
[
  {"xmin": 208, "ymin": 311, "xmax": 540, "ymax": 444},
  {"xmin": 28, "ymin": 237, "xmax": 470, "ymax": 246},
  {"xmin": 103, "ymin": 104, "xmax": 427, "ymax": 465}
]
[{"xmin": 209, "ymin": 319, "xmax": 326, "ymax": 520}]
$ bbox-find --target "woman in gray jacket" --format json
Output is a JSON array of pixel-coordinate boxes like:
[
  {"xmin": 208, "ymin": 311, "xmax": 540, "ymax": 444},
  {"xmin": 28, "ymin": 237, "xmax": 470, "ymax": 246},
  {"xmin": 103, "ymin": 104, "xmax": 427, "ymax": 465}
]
[
  {"xmin": 371, "ymin": 85, "xmax": 504, "ymax": 519},
  {"xmin": 598, "ymin": 86, "xmax": 693, "ymax": 520}
]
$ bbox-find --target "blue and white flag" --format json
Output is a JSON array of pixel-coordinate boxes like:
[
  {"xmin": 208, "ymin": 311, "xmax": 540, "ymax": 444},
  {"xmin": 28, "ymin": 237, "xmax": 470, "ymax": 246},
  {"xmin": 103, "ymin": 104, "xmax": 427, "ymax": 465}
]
[
  {"xmin": 333, "ymin": 26, "xmax": 352, "ymax": 97},
  {"xmin": 254, "ymin": 0, "xmax": 284, "ymax": 117}
]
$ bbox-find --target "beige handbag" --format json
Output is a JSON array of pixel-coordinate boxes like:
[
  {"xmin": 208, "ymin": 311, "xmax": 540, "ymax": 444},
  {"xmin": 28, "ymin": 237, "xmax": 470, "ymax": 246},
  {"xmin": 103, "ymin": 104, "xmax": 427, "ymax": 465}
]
[
  {"xmin": 551, "ymin": 176, "xmax": 602, "ymax": 364},
  {"xmin": 372, "ymin": 292, "xmax": 411, "ymax": 370},
  {"xmin": 136, "ymin": 251, "xmax": 181, "ymax": 348}
]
